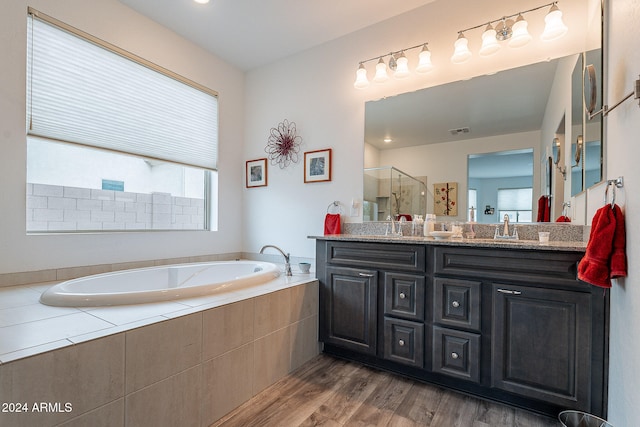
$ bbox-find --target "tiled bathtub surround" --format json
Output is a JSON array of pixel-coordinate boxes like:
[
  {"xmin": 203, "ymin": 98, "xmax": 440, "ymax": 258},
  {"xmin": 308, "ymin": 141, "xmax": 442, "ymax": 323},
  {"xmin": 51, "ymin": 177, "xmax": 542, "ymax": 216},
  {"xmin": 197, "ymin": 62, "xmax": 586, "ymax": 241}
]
[
  {"xmin": 343, "ymin": 221, "xmax": 588, "ymax": 242},
  {"xmin": 0, "ymin": 277, "xmax": 319, "ymax": 427}
]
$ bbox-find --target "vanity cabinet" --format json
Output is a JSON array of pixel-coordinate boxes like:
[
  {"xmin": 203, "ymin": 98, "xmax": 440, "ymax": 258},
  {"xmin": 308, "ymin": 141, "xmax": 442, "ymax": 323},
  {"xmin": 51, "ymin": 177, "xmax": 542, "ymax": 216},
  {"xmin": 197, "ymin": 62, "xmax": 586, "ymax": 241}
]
[
  {"xmin": 317, "ymin": 241, "xmax": 426, "ymax": 363},
  {"xmin": 316, "ymin": 239, "xmax": 608, "ymax": 419}
]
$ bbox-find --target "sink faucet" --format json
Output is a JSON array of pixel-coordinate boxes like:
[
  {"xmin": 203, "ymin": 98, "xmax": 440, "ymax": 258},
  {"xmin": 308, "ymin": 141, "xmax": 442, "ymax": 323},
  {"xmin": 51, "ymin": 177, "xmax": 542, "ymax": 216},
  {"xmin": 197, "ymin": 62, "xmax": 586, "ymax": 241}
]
[
  {"xmin": 503, "ymin": 214, "xmax": 510, "ymax": 237},
  {"xmin": 259, "ymin": 245, "xmax": 292, "ymax": 276}
]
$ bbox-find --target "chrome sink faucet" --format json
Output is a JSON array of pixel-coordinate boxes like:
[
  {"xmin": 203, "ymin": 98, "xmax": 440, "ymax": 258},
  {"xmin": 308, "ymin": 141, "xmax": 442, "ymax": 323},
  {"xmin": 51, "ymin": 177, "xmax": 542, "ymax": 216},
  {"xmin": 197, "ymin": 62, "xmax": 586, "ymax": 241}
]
[
  {"xmin": 259, "ymin": 245, "xmax": 292, "ymax": 276},
  {"xmin": 503, "ymin": 214, "xmax": 510, "ymax": 237}
]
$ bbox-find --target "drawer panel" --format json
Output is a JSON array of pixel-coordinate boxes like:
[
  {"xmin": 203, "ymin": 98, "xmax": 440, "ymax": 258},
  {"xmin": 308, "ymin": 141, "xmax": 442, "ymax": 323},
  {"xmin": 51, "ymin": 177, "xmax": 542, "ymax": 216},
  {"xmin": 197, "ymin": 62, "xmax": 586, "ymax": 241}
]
[
  {"xmin": 433, "ymin": 247, "xmax": 582, "ymax": 285},
  {"xmin": 383, "ymin": 317, "xmax": 424, "ymax": 368},
  {"xmin": 432, "ymin": 326, "xmax": 480, "ymax": 383},
  {"xmin": 434, "ymin": 278, "xmax": 481, "ymax": 331},
  {"xmin": 327, "ymin": 241, "xmax": 425, "ymax": 272},
  {"xmin": 384, "ymin": 272, "xmax": 425, "ymax": 321}
]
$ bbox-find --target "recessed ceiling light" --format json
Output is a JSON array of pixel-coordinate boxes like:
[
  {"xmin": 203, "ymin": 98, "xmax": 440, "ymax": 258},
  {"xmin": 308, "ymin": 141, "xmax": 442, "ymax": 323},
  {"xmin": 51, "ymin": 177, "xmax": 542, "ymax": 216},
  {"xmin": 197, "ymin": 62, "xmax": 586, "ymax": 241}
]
[
  {"xmin": 194, "ymin": 0, "xmax": 210, "ymax": 4},
  {"xmin": 383, "ymin": 137, "xmax": 393, "ymax": 143}
]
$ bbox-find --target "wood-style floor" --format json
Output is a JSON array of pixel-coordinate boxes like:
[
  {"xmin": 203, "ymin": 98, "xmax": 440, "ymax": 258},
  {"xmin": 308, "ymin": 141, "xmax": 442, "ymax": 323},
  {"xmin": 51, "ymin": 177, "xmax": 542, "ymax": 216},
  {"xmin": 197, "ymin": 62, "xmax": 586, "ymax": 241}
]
[{"xmin": 212, "ymin": 354, "xmax": 561, "ymax": 427}]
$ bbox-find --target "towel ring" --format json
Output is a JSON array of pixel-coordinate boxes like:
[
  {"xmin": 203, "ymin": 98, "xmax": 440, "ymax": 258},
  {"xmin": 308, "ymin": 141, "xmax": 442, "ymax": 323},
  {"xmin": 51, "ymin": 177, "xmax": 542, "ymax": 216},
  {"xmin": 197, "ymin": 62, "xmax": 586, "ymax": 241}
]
[
  {"xmin": 327, "ymin": 201, "xmax": 343, "ymax": 214},
  {"xmin": 604, "ymin": 177, "xmax": 624, "ymax": 208}
]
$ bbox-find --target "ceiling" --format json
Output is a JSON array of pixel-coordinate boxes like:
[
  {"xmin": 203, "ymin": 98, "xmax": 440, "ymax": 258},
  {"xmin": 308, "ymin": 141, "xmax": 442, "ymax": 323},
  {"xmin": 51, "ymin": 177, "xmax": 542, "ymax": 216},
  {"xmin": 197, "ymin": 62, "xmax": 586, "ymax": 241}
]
[{"xmin": 118, "ymin": 0, "xmax": 437, "ymax": 71}]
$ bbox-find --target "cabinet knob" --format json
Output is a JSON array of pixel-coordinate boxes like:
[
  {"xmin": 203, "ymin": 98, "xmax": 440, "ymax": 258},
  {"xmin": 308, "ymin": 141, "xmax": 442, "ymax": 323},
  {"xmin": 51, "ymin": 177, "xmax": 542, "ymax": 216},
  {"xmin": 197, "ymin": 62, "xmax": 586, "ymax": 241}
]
[
  {"xmin": 399, "ymin": 292, "xmax": 406, "ymax": 299},
  {"xmin": 398, "ymin": 339, "xmax": 405, "ymax": 346},
  {"xmin": 451, "ymin": 352, "xmax": 459, "ymax": 359},
  {"xmin": 452, "ymin": 300, "xmax": 460, "ymax": 308}
]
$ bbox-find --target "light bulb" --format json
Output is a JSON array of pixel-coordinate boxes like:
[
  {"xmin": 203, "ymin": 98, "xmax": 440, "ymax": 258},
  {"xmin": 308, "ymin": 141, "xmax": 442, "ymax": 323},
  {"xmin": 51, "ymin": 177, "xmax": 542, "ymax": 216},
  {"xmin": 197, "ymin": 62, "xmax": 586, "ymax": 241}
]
[
  {"xmin": 394, "ymin": 52, "xmax": 410, "ymax": 79},
  {"xmin": 451, "ymin": 33, "xmax": 472, "ymax": 64},
  {"xmin": 541, "ymin": 4, "xmax": 568, "ymax": 41},
  {"xmin": 373, "ymin": 58, "xmax": 389, "ymax": 83},
  {"xmin": 353, "ymin": 63, "xmax": 369, "ymax": 89},
  {"xmin": 509, "ymin": 14, "xmax": 532, "ymax": 48},
  {"xmin": 479, "ymin": 24, "xmax": 500, "ymax": 57},
  {"xmin": 416, "ymin": 44, "xmax": 433, "ymax": 74}
]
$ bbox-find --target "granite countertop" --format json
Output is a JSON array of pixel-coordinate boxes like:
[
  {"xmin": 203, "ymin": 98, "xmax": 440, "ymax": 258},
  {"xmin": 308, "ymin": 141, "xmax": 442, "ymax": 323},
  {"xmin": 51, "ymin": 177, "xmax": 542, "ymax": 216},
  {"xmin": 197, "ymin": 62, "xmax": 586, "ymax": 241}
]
[{"xmin": 311, "ymin": 234, "xmax": 587, "ymax": 252}]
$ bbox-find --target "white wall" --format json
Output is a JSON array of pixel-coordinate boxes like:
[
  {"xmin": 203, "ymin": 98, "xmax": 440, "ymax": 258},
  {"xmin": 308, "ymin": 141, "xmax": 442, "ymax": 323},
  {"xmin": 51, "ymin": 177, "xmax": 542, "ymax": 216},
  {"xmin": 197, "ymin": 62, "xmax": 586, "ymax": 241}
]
[
  {"xmin": 378, "ymin": 131, "xmax": 541, "ymax": 222},
  {"xmin": 604, "ymin": 0, "xmax": 640, "ymax": 425},
  {"xmin": 0, "ymin": 0, "xmax": 245, "ymax": 273},
  {"xmin": 243, "ymin": 0, "xmax": 595, "ymax": 258}
]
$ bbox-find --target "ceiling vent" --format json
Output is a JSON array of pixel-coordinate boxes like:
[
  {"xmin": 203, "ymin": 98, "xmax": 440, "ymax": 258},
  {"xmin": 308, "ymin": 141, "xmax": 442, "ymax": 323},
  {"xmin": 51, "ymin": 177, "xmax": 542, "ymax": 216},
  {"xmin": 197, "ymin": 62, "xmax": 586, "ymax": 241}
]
[{"xmin": 449, "ymin": 127, "xmax": 470, "ymax": 136}]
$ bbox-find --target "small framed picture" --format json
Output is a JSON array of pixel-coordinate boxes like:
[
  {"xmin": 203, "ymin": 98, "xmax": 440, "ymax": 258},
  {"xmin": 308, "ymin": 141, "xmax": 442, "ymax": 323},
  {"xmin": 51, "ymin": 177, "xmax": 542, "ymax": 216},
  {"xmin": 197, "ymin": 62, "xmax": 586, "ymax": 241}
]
[
  {"xmin": 246, "ymin": 158, "xmax": 267, "ymax": 188},
  {"xmin": 304, "ymin": 149, "xmax": 332, "ymax": 183}
]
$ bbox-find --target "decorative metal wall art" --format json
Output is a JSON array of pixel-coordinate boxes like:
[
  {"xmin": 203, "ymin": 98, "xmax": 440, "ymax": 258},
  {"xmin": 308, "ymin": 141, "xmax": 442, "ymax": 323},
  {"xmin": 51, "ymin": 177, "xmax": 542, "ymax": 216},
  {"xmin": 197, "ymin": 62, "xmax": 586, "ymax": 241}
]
[{"xmin": 265, "ymin": 119, "xmax": 302, "ymax": 169}]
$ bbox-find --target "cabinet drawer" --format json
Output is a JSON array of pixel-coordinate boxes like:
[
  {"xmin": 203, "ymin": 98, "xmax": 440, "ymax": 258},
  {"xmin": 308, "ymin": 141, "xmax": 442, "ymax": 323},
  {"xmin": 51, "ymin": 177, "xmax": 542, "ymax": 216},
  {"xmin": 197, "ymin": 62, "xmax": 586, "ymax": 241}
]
[
  {"xmin": 326, "ymin": 241, "xmax": 425, "ymax": 272},
  {"xmin": 432, "ymin": 326, "xmax": 480, "ymax": 383},
  {"xmin": 384, "ymin": 272, "xmax": 425, "ymax": 321},
  {"xmin": 433, "ymin": 247, "xmax": 582, "ymax": 285},
  {"xmin": 383, "ymin": 317, "xmax": 424, "ymax": 368},
  {"xmin": 434, "ymin": 278, "xmax": 481, "ymax": 331}
]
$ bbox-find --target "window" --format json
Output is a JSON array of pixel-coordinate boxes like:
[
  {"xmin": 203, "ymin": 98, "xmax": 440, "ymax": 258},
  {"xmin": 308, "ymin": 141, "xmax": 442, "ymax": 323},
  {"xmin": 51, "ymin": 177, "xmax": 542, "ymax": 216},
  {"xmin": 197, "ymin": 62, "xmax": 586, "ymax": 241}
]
[
  {"xmin": 497, "ymin": 188, "xmax": 533, "ymax": 223},
  {"xmin": 26, "ymin": 9, "xmax": 218, "ymax": 232}
]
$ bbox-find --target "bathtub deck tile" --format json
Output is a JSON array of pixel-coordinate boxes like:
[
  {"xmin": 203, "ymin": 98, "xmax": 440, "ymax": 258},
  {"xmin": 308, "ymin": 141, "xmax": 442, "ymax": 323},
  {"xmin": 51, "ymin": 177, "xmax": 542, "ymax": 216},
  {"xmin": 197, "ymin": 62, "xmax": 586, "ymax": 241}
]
[
  {"xmin": 0, "ymin": 339, "xmax": 72, "ymax": 364},
  {"xmin": 0, "ymin": 286, "xmax": 43, "ymax": 310},
  {"xmin": 83, "ymin": 301, "xmax": 191, "ymax": 325},
  {"xmin": 0, "ymin": 302, "xmax": 81, "ymax": 327},
  {"xmin": 0, "ymin": 312, "xmax": 114, "ymax": 355},
  {"xmin": 67, "ymin": 316, "xmax": 169, "ymax": 345}
]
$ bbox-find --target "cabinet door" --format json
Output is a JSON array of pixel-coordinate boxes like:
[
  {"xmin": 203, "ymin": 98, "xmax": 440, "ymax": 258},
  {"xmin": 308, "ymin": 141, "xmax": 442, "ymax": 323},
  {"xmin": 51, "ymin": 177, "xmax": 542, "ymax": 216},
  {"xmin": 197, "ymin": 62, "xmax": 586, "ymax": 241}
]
[
  {"xmin": 492, "ymin": 283, "xmax": 591, "ymax": 410},
  {"xmin": 320, "ymin": 266, "xmax": 377, "ymax": 355}
]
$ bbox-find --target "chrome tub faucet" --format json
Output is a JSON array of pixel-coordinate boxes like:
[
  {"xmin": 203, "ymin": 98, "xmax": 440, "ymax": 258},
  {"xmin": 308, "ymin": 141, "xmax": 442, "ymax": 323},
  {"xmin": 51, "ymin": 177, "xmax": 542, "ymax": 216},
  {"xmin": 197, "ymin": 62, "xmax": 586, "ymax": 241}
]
[{"xmin": 259, "ymin": 245, "xmax": 292, "ymax": 276}]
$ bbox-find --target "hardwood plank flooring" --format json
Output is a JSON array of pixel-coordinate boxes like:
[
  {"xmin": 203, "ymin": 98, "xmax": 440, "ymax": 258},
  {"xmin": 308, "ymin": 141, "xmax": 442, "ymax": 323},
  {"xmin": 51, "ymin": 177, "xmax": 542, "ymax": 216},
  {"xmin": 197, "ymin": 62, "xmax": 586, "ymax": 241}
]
[{"xmin": 211, "ymin": 355, "xmax": 561, "ymax": 427}]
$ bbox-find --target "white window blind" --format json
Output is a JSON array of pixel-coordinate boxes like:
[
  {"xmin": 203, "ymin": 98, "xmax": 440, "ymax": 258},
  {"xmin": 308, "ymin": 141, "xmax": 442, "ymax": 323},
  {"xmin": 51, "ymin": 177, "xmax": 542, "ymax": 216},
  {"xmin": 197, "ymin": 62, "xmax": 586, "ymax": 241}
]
[
  {"xmin": 27, "ymin": 10, "xmax": 218, "ymax": 170},
  {"xmin": 497, "ymin": 188, "xmax": 533, "ymax": 210}
]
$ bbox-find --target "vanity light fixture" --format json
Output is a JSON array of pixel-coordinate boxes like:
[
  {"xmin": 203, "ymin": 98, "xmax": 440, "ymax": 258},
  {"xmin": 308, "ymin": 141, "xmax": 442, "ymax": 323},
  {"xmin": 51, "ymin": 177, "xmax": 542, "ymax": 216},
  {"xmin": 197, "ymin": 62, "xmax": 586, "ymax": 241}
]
[
  {"xmin": 353, "ymin": 42, "xmax": 432, "ymax": 89},
  {"xmin": 450, "ymin": 2, "xmax": 567, "ymax": 64}
]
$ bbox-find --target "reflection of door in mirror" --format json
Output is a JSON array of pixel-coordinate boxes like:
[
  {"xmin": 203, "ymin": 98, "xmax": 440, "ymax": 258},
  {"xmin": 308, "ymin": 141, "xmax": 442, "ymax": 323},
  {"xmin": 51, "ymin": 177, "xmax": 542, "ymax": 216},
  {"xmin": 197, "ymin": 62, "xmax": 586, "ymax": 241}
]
[
  {"xmin": 571, "ymin": 53, "xmax": 584, "ymax": 196},
  {"xmin": 584, "ymin": 49, "xmax": 603, "ymax": 189},
  {"xmin": 552, "ymin": 118, "xmax": 566, "ymax": 219},
  {"xmin": 467, "ymin": 149, "xmax": 533, "ymax": 224}
]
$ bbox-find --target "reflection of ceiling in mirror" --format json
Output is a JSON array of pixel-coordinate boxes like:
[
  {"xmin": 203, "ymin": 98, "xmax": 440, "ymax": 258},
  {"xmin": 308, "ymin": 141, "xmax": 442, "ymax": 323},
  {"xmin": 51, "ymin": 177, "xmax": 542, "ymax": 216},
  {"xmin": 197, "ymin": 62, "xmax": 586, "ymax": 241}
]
[
  {"xmin": 468, "ymin": 150, "xmax": 534, "ymax": 179},
  {"xmin": 365, "ymin": 59, "xmax": 560, "ymax": 150}
]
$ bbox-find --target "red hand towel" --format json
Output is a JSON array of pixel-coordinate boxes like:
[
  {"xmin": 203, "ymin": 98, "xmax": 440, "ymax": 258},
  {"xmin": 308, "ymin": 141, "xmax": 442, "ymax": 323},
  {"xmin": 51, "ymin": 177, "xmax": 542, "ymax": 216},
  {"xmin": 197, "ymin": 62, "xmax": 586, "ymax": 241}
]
[
  {"xmin": 324, "ymin": 213, "xmax": 341, "ymax": 235},
  {"xmin": 555, "ymin": 215, "xmax": 571, "ymax": 222},
  {"xmin": 610, "ymin": 204, "xmax": 627, "ymax": 279},
  {"xmin": 578, "ymin": 206, "xmax": 617, "ymax": 288},
  {"xmin": 537, "ymin": 196, "xmax": 550, "ymax": 222}
]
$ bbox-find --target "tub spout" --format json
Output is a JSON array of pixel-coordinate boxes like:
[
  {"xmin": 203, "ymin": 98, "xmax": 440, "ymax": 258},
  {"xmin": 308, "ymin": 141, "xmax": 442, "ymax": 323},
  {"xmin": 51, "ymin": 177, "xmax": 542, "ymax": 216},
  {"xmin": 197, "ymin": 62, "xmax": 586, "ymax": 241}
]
[{"xmin": 259, "ymin": 245, "xmax": 292, "ymax": 276}]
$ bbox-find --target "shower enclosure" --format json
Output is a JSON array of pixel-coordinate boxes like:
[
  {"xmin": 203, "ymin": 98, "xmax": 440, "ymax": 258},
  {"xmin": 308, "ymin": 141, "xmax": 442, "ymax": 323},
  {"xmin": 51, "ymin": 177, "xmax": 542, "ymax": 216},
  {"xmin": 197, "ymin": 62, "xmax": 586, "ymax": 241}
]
[{"xmin": 363, "ymin": 166, "xmax": 427, "ymax": 221}]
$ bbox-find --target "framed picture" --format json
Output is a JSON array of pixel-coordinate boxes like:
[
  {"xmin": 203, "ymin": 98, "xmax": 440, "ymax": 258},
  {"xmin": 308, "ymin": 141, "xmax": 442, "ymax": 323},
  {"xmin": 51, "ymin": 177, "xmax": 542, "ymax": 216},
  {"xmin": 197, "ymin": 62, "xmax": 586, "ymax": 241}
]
[
  {"xmin": 246, "ymin": 158, "xmax": 267, "ymax": 188},
  {"xmin": 434, "ymin": 182, "xmax": 458, "ymax": 216},
  {"xmin": 304, "ymin": 149, "xmax": 332, "ymax": 183}
]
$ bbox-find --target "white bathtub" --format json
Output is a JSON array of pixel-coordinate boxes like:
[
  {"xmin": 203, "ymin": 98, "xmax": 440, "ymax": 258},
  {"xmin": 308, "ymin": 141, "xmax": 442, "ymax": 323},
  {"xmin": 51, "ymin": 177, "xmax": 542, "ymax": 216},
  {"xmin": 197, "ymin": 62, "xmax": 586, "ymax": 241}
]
[{"xmin": 40, "ymin": 260, "xmax": 281, "ymax": 307}]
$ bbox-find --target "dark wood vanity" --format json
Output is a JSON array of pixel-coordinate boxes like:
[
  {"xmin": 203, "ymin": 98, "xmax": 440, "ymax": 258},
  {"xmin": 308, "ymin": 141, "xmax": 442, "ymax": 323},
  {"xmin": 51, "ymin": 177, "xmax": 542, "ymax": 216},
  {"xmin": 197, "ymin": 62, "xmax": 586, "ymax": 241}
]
[{"xmin": 316, "ymin": 237, "xmax": 608, "ymax": 419}]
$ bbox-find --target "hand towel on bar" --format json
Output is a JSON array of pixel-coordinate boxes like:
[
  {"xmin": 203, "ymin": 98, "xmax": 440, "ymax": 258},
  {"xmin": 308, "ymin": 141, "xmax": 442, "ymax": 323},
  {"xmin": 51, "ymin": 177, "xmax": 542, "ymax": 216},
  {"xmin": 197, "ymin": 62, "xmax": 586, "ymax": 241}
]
[
  {"xmin": 324, "ymin": 213, "xmax": 341, "ymax": 235},
  {"xmin": 555, "ymin": 215, "xmax": 571, "ymax": 222},
  {"xmin": 536, "ymin": 196, "xmax": 550, "ymax": 222},
  {"xmin": 578, "ymin": 204, "xmax": 627, "ymax": 288},
  {"xmin": 610, "ymin": 204, "xmax": 628, "ymax": 279}
]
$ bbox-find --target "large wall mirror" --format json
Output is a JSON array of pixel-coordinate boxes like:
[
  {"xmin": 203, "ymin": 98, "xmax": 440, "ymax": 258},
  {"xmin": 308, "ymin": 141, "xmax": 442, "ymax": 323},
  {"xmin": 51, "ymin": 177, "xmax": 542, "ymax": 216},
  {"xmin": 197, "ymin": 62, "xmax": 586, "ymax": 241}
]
[{"xmin": 363, "ymin": 3, "xmax": 603, "ymax": 226}]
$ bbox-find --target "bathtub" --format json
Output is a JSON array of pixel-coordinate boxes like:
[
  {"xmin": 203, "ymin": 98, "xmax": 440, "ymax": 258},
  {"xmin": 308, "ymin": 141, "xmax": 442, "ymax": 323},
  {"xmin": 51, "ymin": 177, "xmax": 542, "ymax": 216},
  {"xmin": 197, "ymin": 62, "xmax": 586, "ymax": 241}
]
[{"xmin": 40, "ymin": 260, "xmax": 281, "ymax": 307}]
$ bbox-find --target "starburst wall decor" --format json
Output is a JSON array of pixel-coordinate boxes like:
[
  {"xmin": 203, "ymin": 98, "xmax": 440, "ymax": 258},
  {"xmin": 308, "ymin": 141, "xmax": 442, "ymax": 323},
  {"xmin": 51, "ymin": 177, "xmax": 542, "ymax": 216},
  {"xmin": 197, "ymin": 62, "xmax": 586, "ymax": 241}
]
[{"xmin": 265, "ymin": 119, "xmax": 302, "ymax": 169}]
